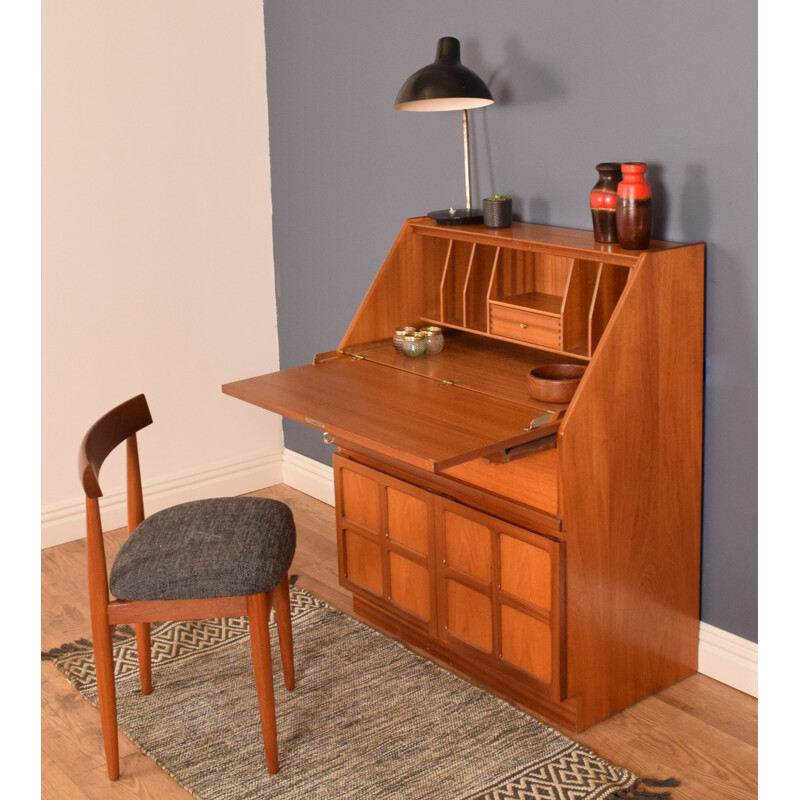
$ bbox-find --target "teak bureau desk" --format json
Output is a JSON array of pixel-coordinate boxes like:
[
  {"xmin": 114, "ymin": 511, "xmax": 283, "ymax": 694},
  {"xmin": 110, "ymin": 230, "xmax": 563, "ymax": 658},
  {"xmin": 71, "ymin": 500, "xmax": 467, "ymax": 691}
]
[{"xmin": 223, "ymin": 217, "xmax": 705, "ymax": 731}]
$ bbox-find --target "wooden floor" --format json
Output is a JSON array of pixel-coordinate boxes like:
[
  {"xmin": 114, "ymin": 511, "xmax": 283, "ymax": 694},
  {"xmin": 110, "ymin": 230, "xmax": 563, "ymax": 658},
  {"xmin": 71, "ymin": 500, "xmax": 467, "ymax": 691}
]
[{"xmin": 42, "ymin": 484, "xmax": 758, "ymax": 800}]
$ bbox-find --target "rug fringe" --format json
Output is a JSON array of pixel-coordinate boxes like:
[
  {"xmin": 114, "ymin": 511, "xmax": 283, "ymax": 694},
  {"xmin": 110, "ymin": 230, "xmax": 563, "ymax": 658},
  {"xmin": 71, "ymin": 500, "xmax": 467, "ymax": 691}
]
[
  {"xmin": 611, "ymin": 777, "xmax": 680, "ymax": 799},
  {"xmin": 41, "ymin": 625, "xmax": 137, "ymax": 661}
]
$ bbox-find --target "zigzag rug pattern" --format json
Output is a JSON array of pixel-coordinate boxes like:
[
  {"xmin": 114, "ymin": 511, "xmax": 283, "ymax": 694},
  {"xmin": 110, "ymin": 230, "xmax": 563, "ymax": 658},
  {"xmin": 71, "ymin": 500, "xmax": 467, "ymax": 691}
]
[{"xmin": 46, "ymin": 587, "xmax": 674, "ymax": 800}]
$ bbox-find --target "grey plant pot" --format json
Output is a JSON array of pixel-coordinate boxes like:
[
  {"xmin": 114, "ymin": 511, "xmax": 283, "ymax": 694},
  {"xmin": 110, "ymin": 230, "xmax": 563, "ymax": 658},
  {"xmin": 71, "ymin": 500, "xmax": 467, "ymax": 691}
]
[{"xmin": 483, "ymin": 198, "xmax": 512, "ymax": 228}]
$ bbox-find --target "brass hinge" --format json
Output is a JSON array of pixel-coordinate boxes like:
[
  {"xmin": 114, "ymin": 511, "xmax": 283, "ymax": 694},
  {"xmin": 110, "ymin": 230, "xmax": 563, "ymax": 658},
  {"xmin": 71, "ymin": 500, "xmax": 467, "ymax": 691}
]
[
  {"xmin": 313, "ymin": 349, "xmax": 365, "ymax": 364},
  {"xmin": 313, "ymin": 349, "xmax": 344, "ymax": 364},
  {"xmin": 438, "ymin": 379, "xmax": 457, "ymax": 388},
  {"xmin": 525, "ymin": 410, "xmax": 562, "ymax": 431}
]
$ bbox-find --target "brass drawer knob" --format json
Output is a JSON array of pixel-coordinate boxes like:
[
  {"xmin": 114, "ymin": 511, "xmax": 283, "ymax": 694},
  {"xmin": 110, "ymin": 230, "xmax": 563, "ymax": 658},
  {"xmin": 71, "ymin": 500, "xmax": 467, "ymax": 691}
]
[{"xmin": 519, "ymin": 323, "xmax": 528, "ymax": 329}]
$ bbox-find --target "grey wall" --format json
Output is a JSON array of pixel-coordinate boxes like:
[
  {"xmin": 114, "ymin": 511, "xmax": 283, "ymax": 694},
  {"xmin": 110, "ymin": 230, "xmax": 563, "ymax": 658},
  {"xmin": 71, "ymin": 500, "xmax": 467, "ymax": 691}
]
[{"xmin": 262, "ymin": 1, "xmax": 757, "ymax": 644}]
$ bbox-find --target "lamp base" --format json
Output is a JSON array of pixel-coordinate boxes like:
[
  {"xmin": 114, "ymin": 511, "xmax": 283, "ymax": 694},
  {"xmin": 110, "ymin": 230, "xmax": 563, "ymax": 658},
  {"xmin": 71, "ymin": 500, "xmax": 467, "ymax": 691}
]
[{"xmin": 428, "ymin": 208, "xmax": 484, "ymax": 226}]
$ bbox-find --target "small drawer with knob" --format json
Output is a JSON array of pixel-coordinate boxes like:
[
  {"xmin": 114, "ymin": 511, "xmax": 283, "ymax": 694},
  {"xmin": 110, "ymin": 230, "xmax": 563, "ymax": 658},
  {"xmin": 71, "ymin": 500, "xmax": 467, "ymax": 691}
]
[{"xmin": 489, "ymin": 302, "xmax": 561, "ymax": 349}]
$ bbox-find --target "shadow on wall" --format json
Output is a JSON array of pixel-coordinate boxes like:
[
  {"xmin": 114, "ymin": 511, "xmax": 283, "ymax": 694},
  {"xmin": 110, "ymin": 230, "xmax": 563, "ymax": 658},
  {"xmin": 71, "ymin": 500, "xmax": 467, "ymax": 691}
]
[
  {"xmin": 625, "ymin": 162, "xmax": 711, "ymax": 244},
  {"xmin": 485, "ymin": 36, "xmax": 564, "ymax": 107},
  {"xmin": 679, "ymin": 163, "xmax": 711, "ymax": 244},
  {"xmin": 648, "ymin": 163, "xmax": 668, "ymax": 240},
  {"xmin": 472, "ymin": 36, "xmax": 566, "ymax": 224}
]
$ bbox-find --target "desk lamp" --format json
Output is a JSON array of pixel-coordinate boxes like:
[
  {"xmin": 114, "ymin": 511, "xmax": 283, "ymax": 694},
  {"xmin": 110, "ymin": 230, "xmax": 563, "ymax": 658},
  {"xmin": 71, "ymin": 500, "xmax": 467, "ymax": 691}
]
[{"xmin": 394, "ymin": 36, "xmax": 494, "ymax": 225}]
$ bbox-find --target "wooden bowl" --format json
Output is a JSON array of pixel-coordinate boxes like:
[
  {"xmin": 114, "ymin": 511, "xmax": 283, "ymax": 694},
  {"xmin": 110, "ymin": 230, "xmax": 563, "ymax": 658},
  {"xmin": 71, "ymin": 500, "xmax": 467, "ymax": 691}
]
[{"xmin": 527, "ymin": 364, "xmax": 587, "ymax": 403}]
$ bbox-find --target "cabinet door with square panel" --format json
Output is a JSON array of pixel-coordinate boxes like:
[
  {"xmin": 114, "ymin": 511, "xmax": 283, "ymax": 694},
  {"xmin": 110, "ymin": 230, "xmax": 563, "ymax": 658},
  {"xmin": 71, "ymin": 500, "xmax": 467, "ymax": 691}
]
[
  {"xmin": 334, "ymin": 454, "xmax": 436, "ymax": 631},
  {"xmin": 434, "ymin": 497, "xmax": 564, "ymax": 698}
]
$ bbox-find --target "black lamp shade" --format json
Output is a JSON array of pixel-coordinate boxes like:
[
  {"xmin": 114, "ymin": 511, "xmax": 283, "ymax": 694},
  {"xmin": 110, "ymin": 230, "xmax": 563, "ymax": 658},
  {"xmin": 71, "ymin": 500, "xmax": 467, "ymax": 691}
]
[{"xmin": 394, "ymin": 37, "xmax": 493, "ymax": 111}]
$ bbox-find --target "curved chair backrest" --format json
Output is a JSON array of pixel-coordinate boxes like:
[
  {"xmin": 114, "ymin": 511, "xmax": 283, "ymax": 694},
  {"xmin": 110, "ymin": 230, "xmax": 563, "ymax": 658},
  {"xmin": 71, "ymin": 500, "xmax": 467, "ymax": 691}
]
[{"xmin": 78, "ymin": 394, "xmax": 153, "ymax": 499}]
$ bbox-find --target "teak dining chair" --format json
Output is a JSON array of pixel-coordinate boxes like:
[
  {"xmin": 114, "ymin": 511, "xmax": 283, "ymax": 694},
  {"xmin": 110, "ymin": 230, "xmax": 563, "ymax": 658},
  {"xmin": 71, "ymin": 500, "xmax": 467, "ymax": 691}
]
[{"xmin": 78, "ymin": 394, "xmax": 296, "ymax": 780}]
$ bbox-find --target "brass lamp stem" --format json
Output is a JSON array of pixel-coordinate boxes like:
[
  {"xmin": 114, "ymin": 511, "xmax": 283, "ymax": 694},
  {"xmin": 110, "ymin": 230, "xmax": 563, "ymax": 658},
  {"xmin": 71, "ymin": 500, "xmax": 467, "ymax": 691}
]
[{"xmin": 462, "ymin": 109, "xmax": 471, "ymax": 212}]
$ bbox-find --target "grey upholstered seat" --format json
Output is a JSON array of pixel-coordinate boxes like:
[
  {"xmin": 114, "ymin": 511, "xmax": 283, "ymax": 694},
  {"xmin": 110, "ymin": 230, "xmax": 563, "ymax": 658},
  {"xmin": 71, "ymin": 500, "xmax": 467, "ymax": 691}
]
[{"xmin": 110, "ymin": 497, "xmax": 296, "ymax": 601}]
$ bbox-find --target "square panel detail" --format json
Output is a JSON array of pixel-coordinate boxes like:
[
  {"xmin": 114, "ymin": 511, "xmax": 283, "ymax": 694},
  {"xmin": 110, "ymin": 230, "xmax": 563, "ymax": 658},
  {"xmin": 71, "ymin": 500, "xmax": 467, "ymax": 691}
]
[
  {"xmin": 387, "ymin": 487, "xmax": 429, "ymax": 555},
  {"xmin": 442, "ymin": 510, "xmax": 492, "ymax": 583},
  {"xmin": 499, "ymin": 534, "xmax": 552, "ymax": 610},
  {"xmin": 445, "ymin": 579, "xmax": 492, "ymax": 652},
  {"xmin": 340, "ymin": 467, "xmax": 381, "ymax": 533},
  {"xmin": 342, "ymin": 529, "xmax": 383, "ymax": 597},
  {"xmin": 389, "ymin": 552, "xmax": 431, "ymax": 621},
  {"xmin": 501, "ymin": 605, "xmax": 552, "ymax": 683}
]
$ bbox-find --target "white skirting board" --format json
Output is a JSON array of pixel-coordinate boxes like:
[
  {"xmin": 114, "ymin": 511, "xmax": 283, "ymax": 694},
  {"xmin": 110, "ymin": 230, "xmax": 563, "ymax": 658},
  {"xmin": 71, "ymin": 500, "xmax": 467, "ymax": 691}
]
[
  {"xmin": 282, "ymin": 449, "xmax": 759, "ymax": 699},
  {"xmin": 698, "ymin": 621, "xmax": 758, "ymax": 698},
  {"xmin": 282, "ymin": 449, "xmax": 336, "ymax": 507},
  {"xmin": 41, "ymin": 448, "xmax": 285, "ymax": 549}
]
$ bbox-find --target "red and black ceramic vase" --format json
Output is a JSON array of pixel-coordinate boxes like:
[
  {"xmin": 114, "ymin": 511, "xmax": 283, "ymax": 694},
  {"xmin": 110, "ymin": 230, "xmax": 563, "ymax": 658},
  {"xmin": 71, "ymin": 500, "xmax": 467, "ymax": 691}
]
[
  {"xmin": 589, "ymin": 162, "xmax": 623, "ymax": 243},
  {"xmin": 616, "ymin": 162, "xmax": 652, "ymax": 250}
]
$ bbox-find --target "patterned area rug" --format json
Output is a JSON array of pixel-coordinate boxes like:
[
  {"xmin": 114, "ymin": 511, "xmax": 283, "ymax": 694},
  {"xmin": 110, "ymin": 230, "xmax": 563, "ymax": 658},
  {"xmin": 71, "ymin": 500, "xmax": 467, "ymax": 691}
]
[{"xmin": 45, "ymin": 588, "xmax": 676, "ymax": 799}]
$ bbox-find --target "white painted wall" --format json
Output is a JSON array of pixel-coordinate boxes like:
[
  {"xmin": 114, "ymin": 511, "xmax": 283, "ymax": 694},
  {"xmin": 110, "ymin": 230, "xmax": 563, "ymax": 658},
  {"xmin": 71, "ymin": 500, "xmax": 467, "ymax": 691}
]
[{"xmin": 41, "ymin": 0, "xmax": 283, "ymax": 547}]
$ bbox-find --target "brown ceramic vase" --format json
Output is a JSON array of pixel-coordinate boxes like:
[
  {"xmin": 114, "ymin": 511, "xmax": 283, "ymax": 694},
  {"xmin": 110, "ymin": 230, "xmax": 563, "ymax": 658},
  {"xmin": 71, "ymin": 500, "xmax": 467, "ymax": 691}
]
[
  {"xmin": 616, "ymin": 162, "xmax": 652, "ymax": 250},
  {"xmin": 589, "ymin": 163, "xmax": 623, "ymax": 244}
]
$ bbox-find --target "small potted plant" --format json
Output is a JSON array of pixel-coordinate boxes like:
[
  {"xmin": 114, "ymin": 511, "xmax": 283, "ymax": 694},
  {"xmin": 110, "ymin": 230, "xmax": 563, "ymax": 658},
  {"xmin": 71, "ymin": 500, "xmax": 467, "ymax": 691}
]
[{"xmin": 483, "ymin": 194, "xmax": 513, "ymax": 228}]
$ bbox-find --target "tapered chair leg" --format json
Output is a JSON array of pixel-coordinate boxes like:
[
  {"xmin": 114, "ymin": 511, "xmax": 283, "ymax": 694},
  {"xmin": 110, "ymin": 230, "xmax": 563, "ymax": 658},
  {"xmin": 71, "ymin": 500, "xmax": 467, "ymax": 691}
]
[
  {"xmin": 247, "ymin": 592, "xmax": 279, "ymax": 774},
  {"xmin": 273, "ymin": 574, "xmax": 295, "ymax": 691},
  {"xmin": 92, "ymin": 623, "xmax": 120, "ymax": 780},
  {"xmin": 135, "ymin": 622, "xmax": 152, "ymax": 695}
]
